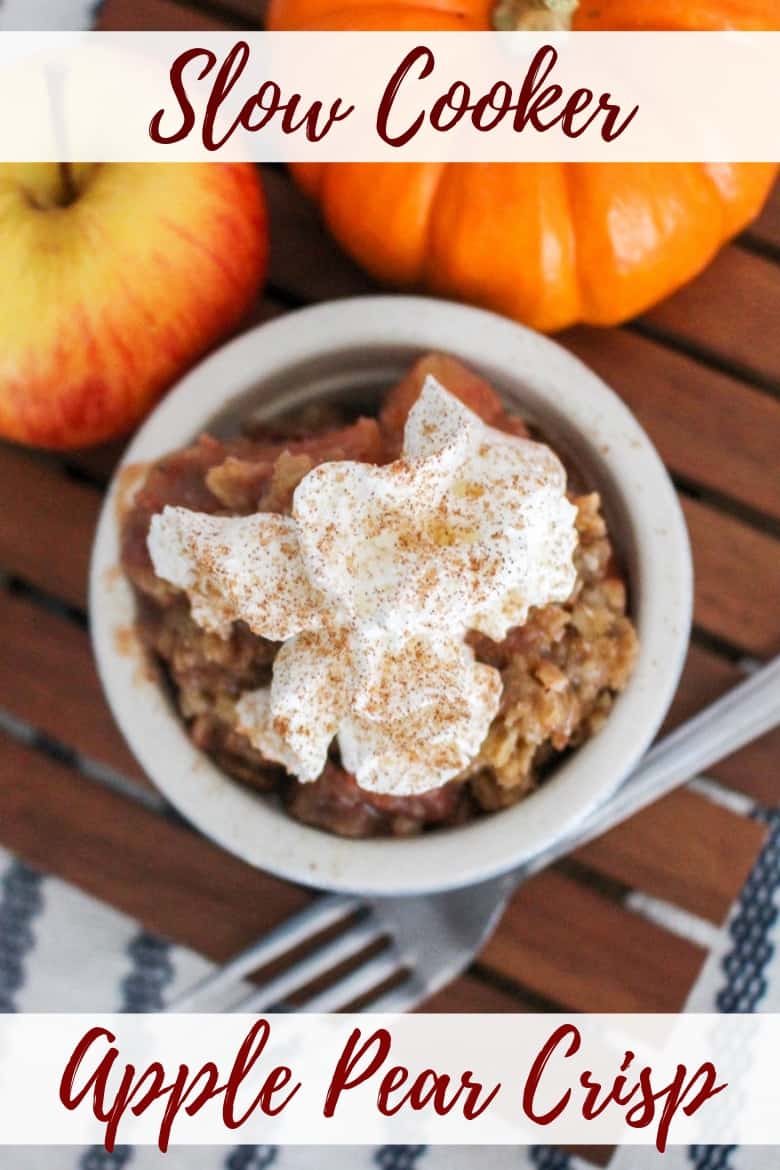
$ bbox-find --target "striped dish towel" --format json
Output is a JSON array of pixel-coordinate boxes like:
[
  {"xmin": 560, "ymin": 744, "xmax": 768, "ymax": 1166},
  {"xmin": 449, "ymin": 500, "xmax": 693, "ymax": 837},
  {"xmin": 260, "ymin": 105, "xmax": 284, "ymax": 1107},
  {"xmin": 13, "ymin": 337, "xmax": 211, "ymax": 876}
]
[{"xmin": 2, "ymin": 802, "xmax": 779, "ymax": 1170}]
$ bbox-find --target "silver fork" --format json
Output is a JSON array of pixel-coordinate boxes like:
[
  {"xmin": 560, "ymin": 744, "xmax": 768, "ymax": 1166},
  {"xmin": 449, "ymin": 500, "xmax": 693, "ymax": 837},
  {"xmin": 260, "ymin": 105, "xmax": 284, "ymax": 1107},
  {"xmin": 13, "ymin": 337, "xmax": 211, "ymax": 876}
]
[{"xmin": 169, "ymin": 655, "xmax": 780, "ymax": 1014}]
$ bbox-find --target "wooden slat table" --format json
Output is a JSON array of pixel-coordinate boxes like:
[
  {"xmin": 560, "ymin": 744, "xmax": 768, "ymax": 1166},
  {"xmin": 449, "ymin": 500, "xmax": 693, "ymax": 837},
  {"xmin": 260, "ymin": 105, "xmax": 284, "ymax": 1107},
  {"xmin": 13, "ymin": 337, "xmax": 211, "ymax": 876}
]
[{"xmin": 3, "ymin": 3, "xmax": 780, "ymax": 1163}]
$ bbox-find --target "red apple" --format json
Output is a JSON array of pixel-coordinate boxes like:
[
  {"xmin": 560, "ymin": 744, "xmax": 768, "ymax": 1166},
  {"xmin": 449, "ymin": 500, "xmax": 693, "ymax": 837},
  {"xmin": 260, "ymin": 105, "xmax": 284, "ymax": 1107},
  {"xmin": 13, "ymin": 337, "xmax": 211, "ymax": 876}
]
[{"xmin": 0, "ymin": 162, "xmax": 268, "ymax": 449}]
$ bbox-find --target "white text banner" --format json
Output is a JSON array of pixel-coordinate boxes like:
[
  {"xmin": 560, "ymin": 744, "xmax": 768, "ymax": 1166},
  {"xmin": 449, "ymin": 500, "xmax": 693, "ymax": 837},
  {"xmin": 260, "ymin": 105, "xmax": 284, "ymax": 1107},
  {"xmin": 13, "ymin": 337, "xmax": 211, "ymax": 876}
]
[
  {"xmin": 0, "ymin": 32, "xmax": 778, "ymax": 162},
  {"xmin": 0, "ymin": 1014, "xmax": 777, "ymax": 1147}
]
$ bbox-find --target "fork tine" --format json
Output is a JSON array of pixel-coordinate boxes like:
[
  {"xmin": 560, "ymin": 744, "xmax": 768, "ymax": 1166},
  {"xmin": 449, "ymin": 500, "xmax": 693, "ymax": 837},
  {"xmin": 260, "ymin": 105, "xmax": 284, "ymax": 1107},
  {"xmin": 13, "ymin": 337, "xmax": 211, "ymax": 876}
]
[
  {"xmin": 299, "ymin": 947, "xmax": 406, "ymax": 1013},
  {"xmin": 167, "ymin": 893, "xmax": 362, "ymax": 1012},
  {"xmin": 363, "ymin": 976, "xmax": 428, "ymax": 1015},
  {"xmin": 233, "ymin": 917, "xmax": 388, "ymax": 1013}
]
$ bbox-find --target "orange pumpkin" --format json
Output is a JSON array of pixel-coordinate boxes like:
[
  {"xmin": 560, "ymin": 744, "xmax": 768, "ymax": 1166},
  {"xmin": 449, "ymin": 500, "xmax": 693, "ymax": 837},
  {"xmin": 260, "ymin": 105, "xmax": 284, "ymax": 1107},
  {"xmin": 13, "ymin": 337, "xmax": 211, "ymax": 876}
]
[{"xmin": 268, "ymin": 0, "xmax": 778, "ymax": 331}]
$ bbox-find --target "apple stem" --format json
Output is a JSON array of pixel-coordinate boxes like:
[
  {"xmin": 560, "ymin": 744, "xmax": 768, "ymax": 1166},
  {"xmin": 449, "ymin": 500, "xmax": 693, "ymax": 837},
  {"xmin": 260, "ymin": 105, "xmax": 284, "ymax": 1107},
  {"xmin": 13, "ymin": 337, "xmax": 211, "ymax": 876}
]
[{"xmin": 58, "ymin": 161, "xmax": 78, "ymax": 207}]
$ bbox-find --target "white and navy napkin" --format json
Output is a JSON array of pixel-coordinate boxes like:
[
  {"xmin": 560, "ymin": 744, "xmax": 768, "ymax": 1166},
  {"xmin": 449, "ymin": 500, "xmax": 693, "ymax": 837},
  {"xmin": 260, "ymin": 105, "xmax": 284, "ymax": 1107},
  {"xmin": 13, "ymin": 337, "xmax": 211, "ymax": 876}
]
[{"xmin": 1, "ymin": 798, "xmax": 779, "ymax": 1170}]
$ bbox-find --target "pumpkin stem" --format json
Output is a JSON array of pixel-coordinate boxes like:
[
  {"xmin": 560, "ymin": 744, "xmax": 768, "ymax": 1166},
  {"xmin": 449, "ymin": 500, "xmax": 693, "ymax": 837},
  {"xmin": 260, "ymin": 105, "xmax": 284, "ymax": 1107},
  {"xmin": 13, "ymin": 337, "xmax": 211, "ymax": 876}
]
[{"xmin": 493, "ymin": 0, "xmax": 578, "ymax": 32}]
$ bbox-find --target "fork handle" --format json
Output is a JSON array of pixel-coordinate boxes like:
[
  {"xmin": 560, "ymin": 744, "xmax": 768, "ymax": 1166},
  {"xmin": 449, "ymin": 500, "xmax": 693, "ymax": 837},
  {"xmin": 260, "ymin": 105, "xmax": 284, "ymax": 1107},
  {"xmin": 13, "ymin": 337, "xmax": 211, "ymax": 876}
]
[{"xmin": 518, "ymin": 654, "xmax": 780, "ymax": 882}]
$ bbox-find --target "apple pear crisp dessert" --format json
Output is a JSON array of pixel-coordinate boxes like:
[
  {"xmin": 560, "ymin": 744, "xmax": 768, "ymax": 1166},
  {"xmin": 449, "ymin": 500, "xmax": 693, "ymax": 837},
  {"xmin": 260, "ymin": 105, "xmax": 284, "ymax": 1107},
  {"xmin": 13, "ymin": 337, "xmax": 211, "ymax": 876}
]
[{"xmin": 121, "ymin": 354, "xmax": 638, "ymax": 838}]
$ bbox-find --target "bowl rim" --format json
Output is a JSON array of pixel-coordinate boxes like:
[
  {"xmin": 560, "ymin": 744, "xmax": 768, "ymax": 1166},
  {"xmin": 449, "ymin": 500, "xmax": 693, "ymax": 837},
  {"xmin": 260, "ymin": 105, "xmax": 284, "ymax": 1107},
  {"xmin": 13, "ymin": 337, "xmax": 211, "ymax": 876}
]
[{"xmin": 90, "ymin": 295, "xmax": 692, "ymax": 896}]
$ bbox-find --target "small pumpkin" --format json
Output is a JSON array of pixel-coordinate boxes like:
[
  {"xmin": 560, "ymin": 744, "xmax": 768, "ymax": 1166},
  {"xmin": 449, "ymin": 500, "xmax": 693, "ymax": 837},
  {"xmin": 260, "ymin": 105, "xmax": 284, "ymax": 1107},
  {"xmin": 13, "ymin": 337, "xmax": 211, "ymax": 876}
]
[{"xmin": 268, "ymin": 0, "xmax": 778, "ymax": 332}]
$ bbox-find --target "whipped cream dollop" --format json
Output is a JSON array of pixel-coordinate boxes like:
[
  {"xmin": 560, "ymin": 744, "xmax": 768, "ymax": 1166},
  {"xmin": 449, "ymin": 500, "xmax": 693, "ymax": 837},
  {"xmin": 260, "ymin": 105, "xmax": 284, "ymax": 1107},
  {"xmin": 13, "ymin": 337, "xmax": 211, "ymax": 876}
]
[{"xmin": 147, "ymin": 377, "xmax": 578, "ymax": 795}]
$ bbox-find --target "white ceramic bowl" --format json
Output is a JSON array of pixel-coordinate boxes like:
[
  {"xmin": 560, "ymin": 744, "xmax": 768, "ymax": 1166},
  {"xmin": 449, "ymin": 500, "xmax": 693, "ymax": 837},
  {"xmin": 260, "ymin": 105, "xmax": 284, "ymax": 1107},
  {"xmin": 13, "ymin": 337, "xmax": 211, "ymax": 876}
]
[{"xmin": 90, "ymin": 296, "xmax": 692, "ymax": 896}]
